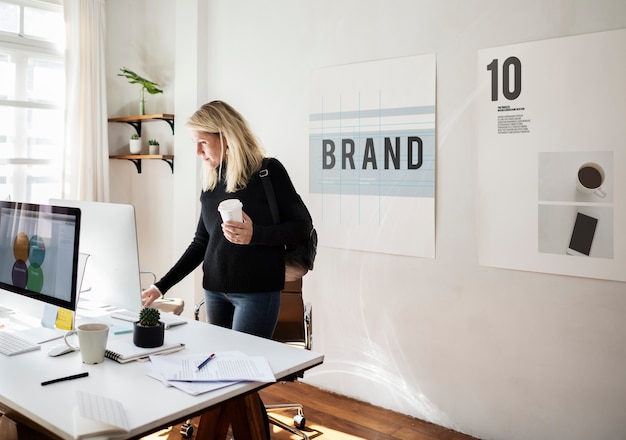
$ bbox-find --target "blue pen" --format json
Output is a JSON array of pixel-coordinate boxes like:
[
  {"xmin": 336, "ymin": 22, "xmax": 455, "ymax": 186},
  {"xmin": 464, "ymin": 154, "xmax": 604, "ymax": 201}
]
[{"xmin": 196, "ymin": 353, "xmax": 215, "ymax": 371}]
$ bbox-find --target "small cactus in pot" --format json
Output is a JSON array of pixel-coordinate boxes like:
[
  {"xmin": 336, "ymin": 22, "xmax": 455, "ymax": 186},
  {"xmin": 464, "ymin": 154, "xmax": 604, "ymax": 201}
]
[
  {"xmin": 138, "ymin": 307, "xmax": 161, "ymax": 327},
  {"xmin": 133, "ymin": 307, "xmax": 164, "ymax": 348},
  {"xmin": 148, "ymin": 138, "xmax": 160, "ymax": 155},
  {"xmin": 129, "ymin": 133, "xmax": 141, "ymax": 154}
]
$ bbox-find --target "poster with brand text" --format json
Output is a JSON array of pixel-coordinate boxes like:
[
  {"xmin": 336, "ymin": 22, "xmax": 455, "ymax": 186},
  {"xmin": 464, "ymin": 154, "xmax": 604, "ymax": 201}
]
[{"xmin": 309, "ymin": 54, "xmax": 436, "ymax": 258}]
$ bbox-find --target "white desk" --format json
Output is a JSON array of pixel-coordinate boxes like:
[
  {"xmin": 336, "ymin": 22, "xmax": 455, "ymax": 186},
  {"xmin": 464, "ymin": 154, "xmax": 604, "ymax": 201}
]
[{"xmin": 0, "ymin": 314, "xmax": 323, "ymax": 439}]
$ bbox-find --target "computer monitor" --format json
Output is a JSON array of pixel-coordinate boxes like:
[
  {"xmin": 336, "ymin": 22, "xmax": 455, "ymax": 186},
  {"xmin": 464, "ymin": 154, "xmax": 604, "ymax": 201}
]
[
  {"xmin": 49, "ymin": 199, "xmax": 143, "ymax": 313},
  {"xmin": 0, "ymin": 201, "xmax": 81, "ymax": 312}
]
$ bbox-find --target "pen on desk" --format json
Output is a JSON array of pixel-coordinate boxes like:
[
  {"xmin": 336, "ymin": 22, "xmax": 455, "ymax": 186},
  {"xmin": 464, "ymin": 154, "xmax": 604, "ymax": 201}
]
[
  {"xmin": 196, "ymin": 353, "xmax": 215, "ymax": 371},
  {"xmin": 41, "ymin": 372, "xmax": 89, "ymax": 386}
]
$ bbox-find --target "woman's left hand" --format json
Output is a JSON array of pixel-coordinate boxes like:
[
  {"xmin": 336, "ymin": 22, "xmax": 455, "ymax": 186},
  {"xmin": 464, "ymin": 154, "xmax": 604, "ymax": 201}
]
[{"xmin": 222, "ymin": 211, "xmax": 253, "ymax": 245}]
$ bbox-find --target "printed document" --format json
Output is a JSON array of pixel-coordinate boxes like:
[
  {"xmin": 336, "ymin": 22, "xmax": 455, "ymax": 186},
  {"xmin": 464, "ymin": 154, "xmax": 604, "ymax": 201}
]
[{"xmin": 150, "ymin": 351, "xmax": 276, "ymax": 383}]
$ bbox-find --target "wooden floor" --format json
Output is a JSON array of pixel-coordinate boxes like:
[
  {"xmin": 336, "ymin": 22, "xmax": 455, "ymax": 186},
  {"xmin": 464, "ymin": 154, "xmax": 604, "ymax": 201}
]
[{"xmin": 145, "ymin": 381, "xmax": 478, "ymax": 440}]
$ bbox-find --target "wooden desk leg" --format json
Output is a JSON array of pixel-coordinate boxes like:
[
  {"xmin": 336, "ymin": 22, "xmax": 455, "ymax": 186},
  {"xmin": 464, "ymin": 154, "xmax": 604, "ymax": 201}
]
[
  {"xmin": 0, "ymin": 414, "xmax": 19, "ymax": 440},
  {"xmin": 228, "ymin": 392, "xmax": 269, "ymax": 440},
  {"xmin": 195, "ymin": 404, "xmax": 230, "ymax": 440},
  {"xmin": 0, "ymin": 413, "xmax": 46, "ymax": 440},
  {"xmin": 196, "ymin": 392, "xmax": 269, "ymax": 440}
]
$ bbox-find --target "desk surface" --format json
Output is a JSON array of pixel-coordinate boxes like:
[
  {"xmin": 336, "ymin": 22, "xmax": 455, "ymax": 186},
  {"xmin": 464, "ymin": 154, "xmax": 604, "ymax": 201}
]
[{"xmin": 0, "ymin": 313, "xmax": 324, "ymax": 439}]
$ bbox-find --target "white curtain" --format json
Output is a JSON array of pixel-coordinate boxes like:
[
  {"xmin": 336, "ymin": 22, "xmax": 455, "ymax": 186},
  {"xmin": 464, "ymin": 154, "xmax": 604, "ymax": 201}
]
[{"xmin": 62, "ymin": 0, "xmax": 109, "ymax": 202}]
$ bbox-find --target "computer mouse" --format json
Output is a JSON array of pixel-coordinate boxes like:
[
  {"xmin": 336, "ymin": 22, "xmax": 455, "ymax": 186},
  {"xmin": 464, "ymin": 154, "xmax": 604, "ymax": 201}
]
[{"xmin": 47, "ymin": 345, "xmax": 75, "ymax": 357}]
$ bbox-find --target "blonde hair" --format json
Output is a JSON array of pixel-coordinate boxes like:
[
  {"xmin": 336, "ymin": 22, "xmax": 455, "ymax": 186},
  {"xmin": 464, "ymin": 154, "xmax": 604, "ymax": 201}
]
[{"xmin": 186, "ymin": 101, "xmax": 265, "ymax": 192}]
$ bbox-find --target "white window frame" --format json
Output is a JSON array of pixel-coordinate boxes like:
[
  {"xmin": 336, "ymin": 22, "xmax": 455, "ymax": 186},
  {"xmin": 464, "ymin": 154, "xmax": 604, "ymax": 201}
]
[{"xmin": 0, "ymin": 0, "xmax": 64, "ymax": 202}]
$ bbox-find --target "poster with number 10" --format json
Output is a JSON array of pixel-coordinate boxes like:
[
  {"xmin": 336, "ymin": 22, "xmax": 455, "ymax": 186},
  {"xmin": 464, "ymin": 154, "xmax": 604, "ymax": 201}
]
[{"xmin": 476, "ymin": 29, "xmax": 626, "ymax": 282}]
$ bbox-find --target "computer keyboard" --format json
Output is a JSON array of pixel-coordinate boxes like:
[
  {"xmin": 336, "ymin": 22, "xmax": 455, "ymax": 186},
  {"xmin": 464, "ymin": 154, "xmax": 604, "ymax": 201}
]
[
  {"xmin": 110, "ymin": 310, "xmax": 140, "ymax": 322},
  {"xmin": 0, "ymin": 331, "xmax": 41, "ymax": 356},
  {"xmin": 0, "ymin": 305, "xmax": 14, "ymax": 314},
  {"xmin": 110, "ymin": 310, "xmax": 187, "ymax": 329}
]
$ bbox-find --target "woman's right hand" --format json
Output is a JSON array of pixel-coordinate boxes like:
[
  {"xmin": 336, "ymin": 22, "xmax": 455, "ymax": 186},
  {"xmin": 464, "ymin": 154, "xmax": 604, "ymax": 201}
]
[{"xmin": 141, "ymin": 285, "xmax": 162, "ymax": 307}]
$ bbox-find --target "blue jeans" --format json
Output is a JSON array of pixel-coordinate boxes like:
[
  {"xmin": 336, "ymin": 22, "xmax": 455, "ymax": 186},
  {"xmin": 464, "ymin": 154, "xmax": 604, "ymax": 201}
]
[{"xmin": 203, "ymin": 290, "xmax": 281, "ymax": 339}]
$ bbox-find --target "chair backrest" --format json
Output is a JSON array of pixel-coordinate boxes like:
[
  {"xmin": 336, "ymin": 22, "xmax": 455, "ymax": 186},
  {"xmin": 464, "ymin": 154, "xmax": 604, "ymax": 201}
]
[
  {"xmin": 193, "ymin": 278, "xmax": 312, "ymax": 350},
  {"xmin": 272, "ymin": 279, "xmax": 312, "ymax": 350}
]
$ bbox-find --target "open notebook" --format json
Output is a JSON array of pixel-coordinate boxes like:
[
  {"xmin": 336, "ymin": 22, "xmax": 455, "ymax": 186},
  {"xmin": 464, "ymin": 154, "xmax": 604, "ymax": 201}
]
[
  {"xmin": 105, "ymin": 336, "xmax": 185, "ymax": 363},
  {"xmin": 73, "ymin": 392, "xmax": 129, "ymax": 439}
]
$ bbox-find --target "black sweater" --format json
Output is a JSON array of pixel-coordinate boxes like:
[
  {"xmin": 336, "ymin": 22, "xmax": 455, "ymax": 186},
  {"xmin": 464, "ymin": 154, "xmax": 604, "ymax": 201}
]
[{"xmin": 155, "ymin": 158, "xmax": 311, "ymax": 295}]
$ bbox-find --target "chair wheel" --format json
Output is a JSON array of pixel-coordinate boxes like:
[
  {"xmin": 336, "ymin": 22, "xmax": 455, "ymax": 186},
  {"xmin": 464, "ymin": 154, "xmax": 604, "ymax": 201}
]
[
  {"xmin": 180, "ymin": 422, "xmax": 194, "ymax": 438},
  {"xmin": 294, "ymin": 413, "xmax": 306, "ymax": 429}
]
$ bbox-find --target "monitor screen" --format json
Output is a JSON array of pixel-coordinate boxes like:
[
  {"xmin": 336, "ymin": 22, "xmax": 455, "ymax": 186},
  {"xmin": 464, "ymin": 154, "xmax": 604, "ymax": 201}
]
[
  {"xmin": 49, "ymin": 199, "xmax": 143, "ymax": 313},
  {"xmin": 0, "ymin": 201, "xmax": 81, "ymax": 311}
]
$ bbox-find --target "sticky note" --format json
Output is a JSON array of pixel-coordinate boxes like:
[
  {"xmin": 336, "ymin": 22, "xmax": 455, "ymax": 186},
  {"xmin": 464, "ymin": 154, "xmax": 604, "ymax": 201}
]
[{"xmin": 56, "ymin": 308, "xmax": 74, "ymax": 330}]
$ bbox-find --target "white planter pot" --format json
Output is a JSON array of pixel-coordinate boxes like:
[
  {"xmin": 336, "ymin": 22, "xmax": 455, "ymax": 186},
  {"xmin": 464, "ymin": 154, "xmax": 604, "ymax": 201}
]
[
  {"xmin": 129, "ymin": 138, "xmax": 142, "ymax": 154},
  {"xmin": 149, "ymin": 144, "xmax": 159, "ymax": 155}
]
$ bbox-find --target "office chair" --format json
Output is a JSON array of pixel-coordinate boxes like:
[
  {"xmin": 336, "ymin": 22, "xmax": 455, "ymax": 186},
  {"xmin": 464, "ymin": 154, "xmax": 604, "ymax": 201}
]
[{"xmin": 193, "ymin": 278, "xmax": 313, "ymax": 439}]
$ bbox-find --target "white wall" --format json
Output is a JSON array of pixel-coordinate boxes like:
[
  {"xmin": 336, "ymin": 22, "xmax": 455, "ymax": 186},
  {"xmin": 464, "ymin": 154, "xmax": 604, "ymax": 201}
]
[
  {"xmin": 105, "ymin": 0, "xmax": 178, "ymax": 291},
  {"xmin": 105, "ymin": 1, "xmax": 626, "ymax": 439}
]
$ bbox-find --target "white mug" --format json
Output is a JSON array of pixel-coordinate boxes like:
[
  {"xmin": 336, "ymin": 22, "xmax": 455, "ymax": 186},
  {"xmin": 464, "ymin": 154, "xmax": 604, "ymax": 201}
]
[
  {"xmin": 576, "ymin": 162, "xmax": 606, "ymax": 198},
  {"xmin": 64, "ymin": 323, "xmax": 109, "ymax": 364}
]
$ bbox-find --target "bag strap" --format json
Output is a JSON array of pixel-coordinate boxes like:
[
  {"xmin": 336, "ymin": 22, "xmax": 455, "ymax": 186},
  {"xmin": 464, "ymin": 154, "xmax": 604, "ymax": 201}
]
[{"xmin": 260, "ymin": 158, "xmax": 280, "ymax": 224}]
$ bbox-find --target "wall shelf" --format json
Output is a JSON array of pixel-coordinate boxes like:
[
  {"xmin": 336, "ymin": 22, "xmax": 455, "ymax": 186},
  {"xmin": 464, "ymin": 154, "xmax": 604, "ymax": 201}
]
[
  {"xmin": 108, "ymin": 114, "xmax": 175, "ymax": 174},
  {"xmin": 109, "ymin": 154, "xmax": 174, "ymax": 174},
  {"xmin": 108, "ymin": 114, "xmax": 175, "ymax": 137}
]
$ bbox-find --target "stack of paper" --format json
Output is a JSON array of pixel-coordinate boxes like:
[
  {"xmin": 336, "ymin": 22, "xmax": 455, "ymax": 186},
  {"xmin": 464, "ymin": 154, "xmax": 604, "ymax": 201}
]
[{"xmin": 148, "ymin": 351, "xmax": 275, "ymax": 396}]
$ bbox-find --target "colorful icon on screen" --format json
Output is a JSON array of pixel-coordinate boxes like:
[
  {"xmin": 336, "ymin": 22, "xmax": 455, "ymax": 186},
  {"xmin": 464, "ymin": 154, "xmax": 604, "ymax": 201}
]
[
  {"xmin": 27, "ymin": 264, "xmax": 44, "ymax": 292},
  {"xmin": 11, "ymin": 232, "xmax": 46, "ymax": 292},
  {"xmin": 29, "ymin": 235, "xmax": 46, "ymax": 266},
  {"xmin": 11, "ymin": 260, "xmax": 28, "ymax": 288},
  {"xmin": 13, "ymin": 232, "xmax": 29, "ymax": 262}
]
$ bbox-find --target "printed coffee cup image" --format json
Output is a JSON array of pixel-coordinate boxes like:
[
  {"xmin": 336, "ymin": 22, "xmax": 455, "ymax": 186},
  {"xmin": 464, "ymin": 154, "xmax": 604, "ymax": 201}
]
[
  {"xmin": 576, "ymin": 162, "xmax": 606, "ymax": 198},
  {"xmin": 64, "ymin": 322, "xmax": 109, "ymax": 364},
  {"xmin": 218, "ymin": 199, "xmax": 243, "ymax": 222}
]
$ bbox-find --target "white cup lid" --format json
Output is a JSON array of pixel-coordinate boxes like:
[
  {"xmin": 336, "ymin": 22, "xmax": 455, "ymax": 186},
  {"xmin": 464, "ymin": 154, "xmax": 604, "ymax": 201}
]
[{"xmin": 218, "ymin": 199, "xmax": 243, "ymax": 210}]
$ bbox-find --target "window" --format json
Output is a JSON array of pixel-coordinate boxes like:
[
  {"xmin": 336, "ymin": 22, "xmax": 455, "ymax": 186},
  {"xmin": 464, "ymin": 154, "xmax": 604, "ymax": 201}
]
[{"xmin": 0, "ymin": 0, "xmax": 64, "ymax": 203}]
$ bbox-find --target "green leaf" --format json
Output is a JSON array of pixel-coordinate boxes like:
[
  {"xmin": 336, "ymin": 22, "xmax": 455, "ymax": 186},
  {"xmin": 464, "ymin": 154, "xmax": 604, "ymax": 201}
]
[{"xmin": 118, "ymin": 67, "xmax": 164, "ymax": 95}]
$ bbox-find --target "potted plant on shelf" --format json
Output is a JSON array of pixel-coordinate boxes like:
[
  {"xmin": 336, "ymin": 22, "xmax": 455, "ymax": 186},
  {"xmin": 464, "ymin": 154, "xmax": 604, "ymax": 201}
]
[
  {"xmin": 118, "ymin": 67, "xmax": 164, "ymax": 116},
  {"xmin": 129, "ymin": 133, "xmax": 142, "ymax": 154},
  {"xmin": 148, "ymin": 139, "xmax": 160, "ymax": 155},
  {"xmin": 133, "ymin": 307, "xmax": 164, "ymax": 348}
]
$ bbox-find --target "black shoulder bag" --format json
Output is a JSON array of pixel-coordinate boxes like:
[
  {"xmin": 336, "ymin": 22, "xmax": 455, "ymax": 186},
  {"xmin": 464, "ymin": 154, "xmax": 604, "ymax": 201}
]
[{"xmin": 259, "ymin": 159, "xmax": 317, "ymax": 282}]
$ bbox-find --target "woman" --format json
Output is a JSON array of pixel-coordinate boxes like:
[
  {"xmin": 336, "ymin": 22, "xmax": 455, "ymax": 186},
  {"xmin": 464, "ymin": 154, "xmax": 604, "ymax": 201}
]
[{"xmin": 141, "ymin": 100, "xmax": 311, "ymax": 338}]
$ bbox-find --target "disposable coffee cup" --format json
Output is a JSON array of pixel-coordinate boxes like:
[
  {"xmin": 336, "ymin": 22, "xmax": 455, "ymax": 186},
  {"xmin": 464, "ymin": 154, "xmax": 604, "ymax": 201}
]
[
  {"xmin": 64, "ymin": 323, "xmax": 109, "ymax": 364},
  {"xmin": 576, "ymin": 162, "xmax": 606, "ymax": 198},
  {"xmin": 218, "ymin": 199, "xmax": 243, "ymax": 222}
]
